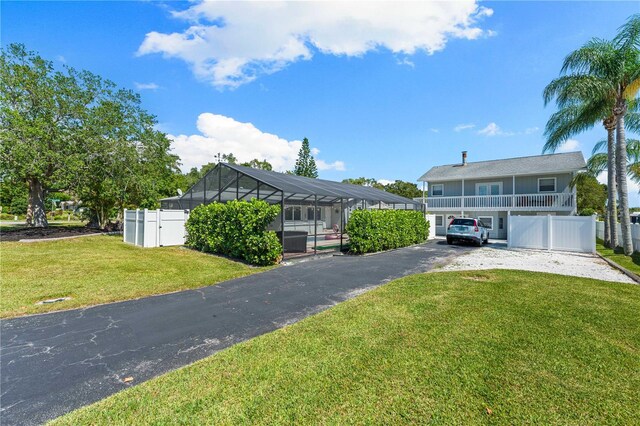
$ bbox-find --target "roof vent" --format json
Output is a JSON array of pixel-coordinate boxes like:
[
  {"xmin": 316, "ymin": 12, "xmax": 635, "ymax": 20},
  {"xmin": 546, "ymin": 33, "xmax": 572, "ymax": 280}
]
[{"xmin": 462, "ymin": 151, "xmax": 467, "ymax": 166}]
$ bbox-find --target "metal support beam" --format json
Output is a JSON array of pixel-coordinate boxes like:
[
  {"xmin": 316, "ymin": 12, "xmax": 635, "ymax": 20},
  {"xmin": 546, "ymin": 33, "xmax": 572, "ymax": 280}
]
[
  {"xmin": 280, "ymin": 191, "xmax": 285, "ymax": 259},
  {"xmin": 314, "ymin": 194, "xmax": 318, "ymax": 255},
  {"xmin": 340, "ymin": 198, "xmax": 344, "ymax": 252}
]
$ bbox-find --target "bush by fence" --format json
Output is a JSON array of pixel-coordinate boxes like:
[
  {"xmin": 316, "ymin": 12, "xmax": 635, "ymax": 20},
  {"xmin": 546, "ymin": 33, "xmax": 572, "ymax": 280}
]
[
  {"xmin": 346, "ymin": 209, "xmax": 429, "ymax": 254},
  {"xmin": 186, "ymin": 199, "xmax": 282, "ymax": 266}
]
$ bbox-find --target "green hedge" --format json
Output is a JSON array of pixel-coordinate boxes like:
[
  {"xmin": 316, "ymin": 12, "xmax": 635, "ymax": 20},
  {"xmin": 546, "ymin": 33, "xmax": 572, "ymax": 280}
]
[
  {"xmin": 346, "ymin": 209, "xmax": 429, "ymax": 254},
  {"xmin": 186, "ymin": 199, "xmax": 282, "ymax": 266}
]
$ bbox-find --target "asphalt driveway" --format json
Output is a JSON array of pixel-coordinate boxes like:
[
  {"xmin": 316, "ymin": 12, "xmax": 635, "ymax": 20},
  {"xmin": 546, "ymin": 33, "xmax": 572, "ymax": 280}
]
[{"xmin": 0, "ymin": 240, "xmax": 472, "ymax": 425}]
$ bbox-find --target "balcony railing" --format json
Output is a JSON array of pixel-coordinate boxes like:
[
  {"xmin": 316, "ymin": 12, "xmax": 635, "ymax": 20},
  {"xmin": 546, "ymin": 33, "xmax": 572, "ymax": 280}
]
[{"xmin": 427, "ymin": 193, "xmax": 575, "ymax": 211}]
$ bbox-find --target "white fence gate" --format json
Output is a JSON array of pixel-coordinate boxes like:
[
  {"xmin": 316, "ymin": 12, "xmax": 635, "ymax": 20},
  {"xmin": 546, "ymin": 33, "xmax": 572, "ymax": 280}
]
[
  {"xmin": 596, "ymin": 221, "xmax": 640, "ymax": 252},
  {"xmin": 508, "ymin": 215, "xmax": 595, "ymax": 253},
  {"xmin": 425, "ymin": 214, "xmax": 436, "ymax": 240},
  {"xmin": 123, "ymin": 209, "xmax": 190, "ymax": 248}
]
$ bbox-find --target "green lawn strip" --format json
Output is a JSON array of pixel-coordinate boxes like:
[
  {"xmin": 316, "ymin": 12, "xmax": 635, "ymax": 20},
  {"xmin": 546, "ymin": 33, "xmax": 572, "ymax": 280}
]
[
  {"xmin": 1, "ymin": 235, "xmax": 269, "ymax": 318},
  {"xmin": 0, "ymin": 221, "xmax": 86, "ymax": 232},
  {"xmin": 596, "ymin": 239, "xmax": 640, "ymax": 275},
  {"xmin": 52, "ymin": 270, "xmax": 640, "ymax": 425}
]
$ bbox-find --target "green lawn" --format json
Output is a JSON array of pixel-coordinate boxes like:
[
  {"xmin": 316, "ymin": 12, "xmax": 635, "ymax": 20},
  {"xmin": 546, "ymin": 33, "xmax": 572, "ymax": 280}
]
[
  {"xmin": 0, "ymin": 220, "xmax": 86, "ymax": 232},
  {"xmin": 596, "ymin": 239, "xmax": 640, "ymax": 275},
  {"xmin": 1, "ymin": 235, "xmax": 268, "ymax": 318},
  {"xmin": 52, "ymin": 270, "xmax": 640, "ymax": 425}
]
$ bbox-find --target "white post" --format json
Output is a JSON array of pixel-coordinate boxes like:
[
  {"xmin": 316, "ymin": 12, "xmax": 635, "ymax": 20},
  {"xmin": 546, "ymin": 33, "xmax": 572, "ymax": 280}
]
[
  {"xmin": 507, "ymin": 211, "xmax": 511, "ymax": 248},
  {"xmin": 123, "ymin": 208, "xmax": 127, "ymax": 243},
  {"xmin": 422, "ymin": 181, "xmax": 426, "ymax": 205},
  {"xmin": 134, "ymin": 208, "xmax": 140, "ymax": 246},
  {"xmin": 512, "ymin": 175, "xmax": 516, "ymax": 208},
  {"xmin": 461, "ymin": 179, "xmax": 465, "ymax": 216},
  {"xmin": 143, "ymin": 208, "xmax": 149, "ymax": 247},
  {"xmin": 547, "ymin": 214, "xmax": 552, "ymax": 251},
  {"xmin": 592, "ymin": 214, "xmax": 597, "ymax": 253},
  {"xmin": 156, "ymin": 209, "xmax": 161, "ymax": 247}
]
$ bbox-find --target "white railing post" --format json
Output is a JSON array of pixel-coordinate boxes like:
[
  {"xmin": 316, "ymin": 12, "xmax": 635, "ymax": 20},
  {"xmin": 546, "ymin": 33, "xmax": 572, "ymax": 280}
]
[{"xmin": 156, "ymin": 209, "xmax": 161, "ymax": 247}]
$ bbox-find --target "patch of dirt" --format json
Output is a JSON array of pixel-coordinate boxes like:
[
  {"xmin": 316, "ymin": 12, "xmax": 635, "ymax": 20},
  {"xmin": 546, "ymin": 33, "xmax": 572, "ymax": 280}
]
[{"xmin": 1, "ymin": 225, "xmax": 107, "ymax": 242}]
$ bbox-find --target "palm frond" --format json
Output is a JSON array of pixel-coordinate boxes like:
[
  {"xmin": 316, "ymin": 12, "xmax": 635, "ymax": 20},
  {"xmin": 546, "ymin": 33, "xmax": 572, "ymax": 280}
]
[
  {"xmin": 614, "ymin": 14, "xmax": 640, "ymax": 51},
  {"xmin": 543, "ymin": 100, "xmax": 609, "ymax": 152},
  {"xmin": 561, "ymin": 38, "xmax": 620, "ymax": 78},
  {"xmin": 623, "ymin": 76, "xmax": 640, "ymax": 100},
  {"xmin": 591, "ymin": 139, "xmax": 607, "ymax": 155},
  {"xmin": 586, "ymin": 152, "xmax": 608, "ymax": 176}
]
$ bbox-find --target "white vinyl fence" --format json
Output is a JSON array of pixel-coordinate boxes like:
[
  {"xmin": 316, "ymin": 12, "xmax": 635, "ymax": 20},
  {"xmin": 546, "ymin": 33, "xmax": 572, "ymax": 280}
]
[
  {"xmin": 425, "ymin": 214, "xmax": 436, "ymax": 240},
  {"xmin": 596, "ymin": 221, "xmax": 640, "ymax": 252},
  {"xmin": 508, "ymin": 215, "xmax": 595, "ymax": 253},
  {"xmin": 123, "ymin": 209, "xmax": 190, "ymax": 248}
]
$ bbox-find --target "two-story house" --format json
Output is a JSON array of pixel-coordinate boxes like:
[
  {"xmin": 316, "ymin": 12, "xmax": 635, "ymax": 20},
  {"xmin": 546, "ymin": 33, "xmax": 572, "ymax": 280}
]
[{"xmin": 418, "ymin": 151, "xmax": 587, "ymax": 239}]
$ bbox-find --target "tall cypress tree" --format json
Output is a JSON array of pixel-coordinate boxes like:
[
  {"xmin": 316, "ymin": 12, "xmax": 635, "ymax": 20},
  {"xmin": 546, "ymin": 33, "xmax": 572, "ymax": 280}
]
[{"xmin": 293, "ymin": 138, "xmax": 318, "ymax": 178}]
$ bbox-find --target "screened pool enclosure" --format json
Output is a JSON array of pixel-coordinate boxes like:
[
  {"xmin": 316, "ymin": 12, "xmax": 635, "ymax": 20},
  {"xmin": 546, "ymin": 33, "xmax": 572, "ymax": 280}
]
[{"xmin": 161, "ymin": 163, "xmax": 423, "ymax": 257}]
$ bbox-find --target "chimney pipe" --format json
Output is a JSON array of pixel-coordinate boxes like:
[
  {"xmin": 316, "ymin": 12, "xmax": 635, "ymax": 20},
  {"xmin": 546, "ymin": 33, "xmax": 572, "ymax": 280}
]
[{"xmin": 462, "ymin": 151, "xmax": 467, "ymax": 165}]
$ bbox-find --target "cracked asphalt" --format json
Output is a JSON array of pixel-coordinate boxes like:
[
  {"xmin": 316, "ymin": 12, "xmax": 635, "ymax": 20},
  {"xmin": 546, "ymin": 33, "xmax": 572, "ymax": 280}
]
[{"xmin": 0, "ymin": 240, "xmax": 472, "ymax": 425}]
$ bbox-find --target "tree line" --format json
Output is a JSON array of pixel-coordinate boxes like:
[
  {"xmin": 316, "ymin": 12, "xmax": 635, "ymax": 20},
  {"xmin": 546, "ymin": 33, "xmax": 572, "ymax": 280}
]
[
  {"xmin": 0, "ymin": 45, "xmax": 370, "ymax": 228},
  {"xmin": 543, "ymin": 13, "xmax": 640, "ymax": 255}
]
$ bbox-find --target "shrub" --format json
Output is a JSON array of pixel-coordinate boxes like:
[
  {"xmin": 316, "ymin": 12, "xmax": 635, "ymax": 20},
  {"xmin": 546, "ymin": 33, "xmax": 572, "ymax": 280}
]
[
  {"xmin": 579, "ymin": 208, "xmax": 597, "ymax": 216},
  {"xmin": 346, "ymin": 209, "xmax": 429, "ymax": 254},
  {"xmin": 186, "ymin": 199, "xmax": 282, "ymax": 266}
]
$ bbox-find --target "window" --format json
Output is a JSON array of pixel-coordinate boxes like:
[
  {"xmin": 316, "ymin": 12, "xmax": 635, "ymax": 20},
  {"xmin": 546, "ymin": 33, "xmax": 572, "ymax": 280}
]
[
  {"xmin": 435, "ymin": 215, "xmax": 444, "ymax": 227},
  {"xmin": 285, "ymin": 206, "xmax": 301, "ymax": 221},
  {"xmin": 478, "ymin": 216, "xmax": 493, "ymax": 230},
  {"xmin": 476, "ymin": 182, "xmax": 502, "ymax": 196},
  {"xmin": 538, "ymin": 177, "xmax": 556, "ymax": 192},
  {"xmin": 499, "ymin": 217, "xmax": 504, "ymax": 230},
  {"xmin": 307, "ymin": 207, "xmax": 323, "ymax": 221},
  {"xmin": 430, "ymin": 184, "xmax": 444, "ymax": 197},
  {"xmin": 451, "ymin": 218, "xmax": 475, "ymax": 226}
]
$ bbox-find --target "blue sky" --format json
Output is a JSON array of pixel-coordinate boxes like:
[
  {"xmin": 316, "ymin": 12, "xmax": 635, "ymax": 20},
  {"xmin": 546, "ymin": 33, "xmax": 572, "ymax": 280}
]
[{"xmin": 3, "ymin": 1, "xmax": 639, "ymax": 201}]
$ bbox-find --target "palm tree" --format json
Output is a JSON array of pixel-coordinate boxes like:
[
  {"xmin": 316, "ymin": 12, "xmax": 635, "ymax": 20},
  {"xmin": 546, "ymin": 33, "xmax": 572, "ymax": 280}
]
[
  {"xmin": 544, "ymin": 15, "xmax": 640, "ymax": 254},
  {"xmin": 543, "ymin": 43, "xmax": 620, "ymax": 248}
]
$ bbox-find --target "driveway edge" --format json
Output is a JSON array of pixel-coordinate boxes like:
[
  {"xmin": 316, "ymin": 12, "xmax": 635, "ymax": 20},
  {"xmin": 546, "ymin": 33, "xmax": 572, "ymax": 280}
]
[{"xmin": 595, "ymin": 252, "xmax": 640, "ymax": 285}]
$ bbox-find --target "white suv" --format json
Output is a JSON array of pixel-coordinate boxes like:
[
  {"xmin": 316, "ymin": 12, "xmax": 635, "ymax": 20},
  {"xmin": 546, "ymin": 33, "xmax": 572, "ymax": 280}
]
[{"xmin": 446, "ymin": 217, "xmax": 489, "ymax": 246}]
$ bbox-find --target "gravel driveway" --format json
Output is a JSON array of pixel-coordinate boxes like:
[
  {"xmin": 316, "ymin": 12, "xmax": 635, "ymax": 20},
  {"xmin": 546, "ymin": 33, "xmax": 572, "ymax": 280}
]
[{"xmin": 439, "ymin": 242, "xmax": 636, "ymax": 284}]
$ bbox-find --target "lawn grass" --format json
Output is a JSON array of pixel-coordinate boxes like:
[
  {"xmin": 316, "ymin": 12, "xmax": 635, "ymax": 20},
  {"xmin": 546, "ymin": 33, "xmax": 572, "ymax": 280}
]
[
  {"xmin": 52, "ymin": 270, "xmax": 640, "ymax": 425},
  {"xmin": 596, "ymin": 238, "xmax": 640, "ymax": 275},
  {"xmin": 0, "ymin": 220, "xmax": 86, "ymax": 232},
  {"xmin": 1, "ymin": 235, "xmax": 268, "ymax": 318}
]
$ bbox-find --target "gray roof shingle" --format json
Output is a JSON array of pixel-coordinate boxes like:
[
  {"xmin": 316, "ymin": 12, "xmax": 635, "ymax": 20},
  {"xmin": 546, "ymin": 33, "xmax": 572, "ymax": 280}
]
[{"xmin": 418, "ymin": 151, "xmax": 586, "ymax": 182}]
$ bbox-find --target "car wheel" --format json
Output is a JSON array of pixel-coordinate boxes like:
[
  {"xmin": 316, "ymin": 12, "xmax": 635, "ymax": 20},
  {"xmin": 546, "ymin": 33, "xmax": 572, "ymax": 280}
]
[
  {"xmin": 475, "ymin": 239, "xmax": 482, "ymax": 247},
  {"xmin": 446, "ymin": 238, "xmax": 453, "ymax": 245}
]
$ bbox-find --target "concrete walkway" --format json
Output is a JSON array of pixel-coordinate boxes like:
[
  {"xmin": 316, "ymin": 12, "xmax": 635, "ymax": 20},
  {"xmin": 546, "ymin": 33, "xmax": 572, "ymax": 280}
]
[{"xmin": 0, "ymin": 240, "xmax": 472, "ymax": 425}]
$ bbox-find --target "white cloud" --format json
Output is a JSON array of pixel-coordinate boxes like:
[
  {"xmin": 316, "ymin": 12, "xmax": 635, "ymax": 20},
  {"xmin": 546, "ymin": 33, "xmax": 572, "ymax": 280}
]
[
  {"xmin": 477, "ymin": 122, "xmax": 514, "ymax": 137},
  {"xmin": 525, "ymin": 126, "xmax": 539, "ymax": 135},
  {"xmin": 134, "ymin": 82, "xmax": 160, "ymax": 91},
  {"xmin": 430, "ymin": 128, "xmax": 440, "ymax": 133},
  {"xmin": 169, "ymin": 113, "xmax": 344, "ymax": 173},
  {"xmin": 138, "ymin": 1, "xmax": 494, "ymax": 88},
  {"xmin": 378, "ymin": 179, "xmax": 395, "ymax": 186},
  {"xmin": 557, "ymin": 139, "xmax": 580, "ymax": 153},
  {"xmin": 56, "ymin": 55, "xmax": 66, "ymax": 63},
  {"xmin": 454, "ymin": 123, "xmax": 475, "ymax": 132},
  {"xmin": 317, "ymin": 159, "xmax": 346, "ymax": 171},
  {"xmin": 396, "ymin": 57, "xmax": 415, "ymax": 68}
]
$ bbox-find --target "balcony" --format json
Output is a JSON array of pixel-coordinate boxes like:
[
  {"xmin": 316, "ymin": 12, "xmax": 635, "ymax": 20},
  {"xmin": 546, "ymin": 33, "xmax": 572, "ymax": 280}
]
[{"xmin": 427, "ymin": 193, "xmax": 575, "ymax": 212}]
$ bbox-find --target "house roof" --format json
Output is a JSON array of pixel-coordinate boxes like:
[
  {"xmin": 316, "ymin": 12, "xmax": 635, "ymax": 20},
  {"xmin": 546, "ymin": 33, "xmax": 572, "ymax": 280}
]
[
  {"xmin": 417, "ymin": 151, "xmax": 586, "ymax": 182},
  {"xmin": 224, "ymin": 163, "xmax": 420, "ymax": 204},
  {"xmin": 162, "ymin": 162, "xmax": 421, "ymax": 206}
]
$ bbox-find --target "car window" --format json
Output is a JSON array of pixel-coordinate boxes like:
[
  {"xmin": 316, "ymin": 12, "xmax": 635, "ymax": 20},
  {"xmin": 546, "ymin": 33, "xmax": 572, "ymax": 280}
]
[{"xmin": 451, "ymin": 219, "xmax": 475, "ymax": 226}]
